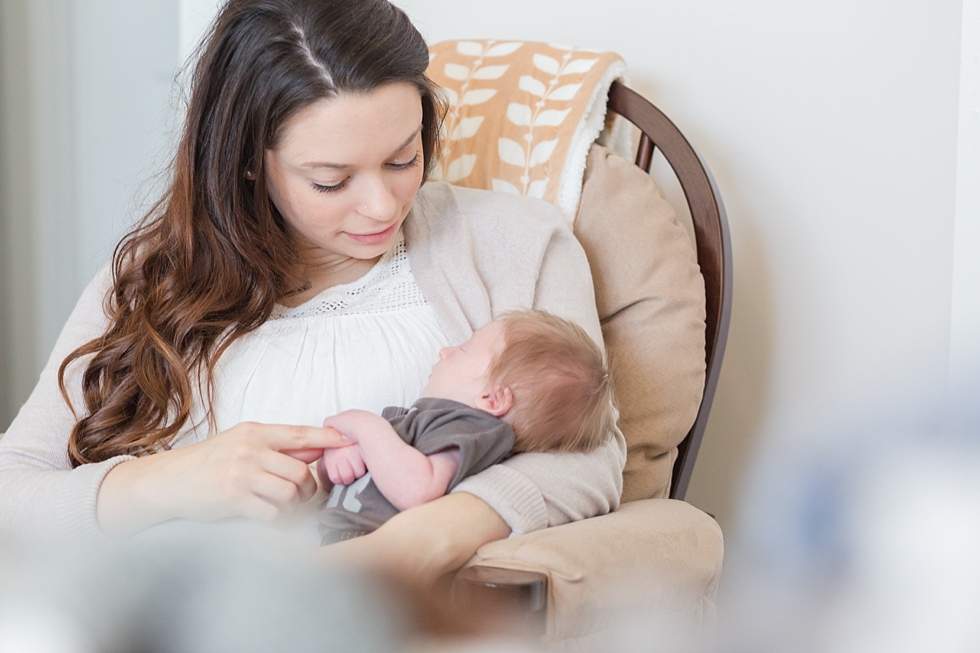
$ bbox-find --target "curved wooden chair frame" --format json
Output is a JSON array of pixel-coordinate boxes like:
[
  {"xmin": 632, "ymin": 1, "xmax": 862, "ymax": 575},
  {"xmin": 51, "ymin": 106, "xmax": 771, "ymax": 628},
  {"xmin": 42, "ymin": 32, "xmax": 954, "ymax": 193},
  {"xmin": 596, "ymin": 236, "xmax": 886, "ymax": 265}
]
[{"xmin": 606, "ymin": 81, "xmax": 733, "ymax": 500}]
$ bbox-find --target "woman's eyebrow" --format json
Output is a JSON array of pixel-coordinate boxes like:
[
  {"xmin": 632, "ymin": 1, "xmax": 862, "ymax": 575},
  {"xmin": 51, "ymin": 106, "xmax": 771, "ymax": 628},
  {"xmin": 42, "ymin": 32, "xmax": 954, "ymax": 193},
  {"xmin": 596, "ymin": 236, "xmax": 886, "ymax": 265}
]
[{"xmin": 302, "ymin": 125, "xmax": 422, "ymax": 169}]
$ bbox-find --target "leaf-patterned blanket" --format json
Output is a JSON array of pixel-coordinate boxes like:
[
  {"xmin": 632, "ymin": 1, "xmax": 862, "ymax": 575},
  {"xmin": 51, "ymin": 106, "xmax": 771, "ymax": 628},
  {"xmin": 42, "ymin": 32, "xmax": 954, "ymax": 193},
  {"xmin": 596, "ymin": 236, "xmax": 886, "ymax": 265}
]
[{"xmin": 427, "ymin": 40, "xmax": 629, "ymax": 222}]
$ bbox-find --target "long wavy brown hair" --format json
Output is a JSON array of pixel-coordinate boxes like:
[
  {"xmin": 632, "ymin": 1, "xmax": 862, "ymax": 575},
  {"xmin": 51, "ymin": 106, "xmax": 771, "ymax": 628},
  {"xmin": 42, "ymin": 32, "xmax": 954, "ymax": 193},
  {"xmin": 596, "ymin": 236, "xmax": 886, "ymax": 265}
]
[{"xmin": 59, "ymin": 0, "xmax": 444, "ymax": 467}]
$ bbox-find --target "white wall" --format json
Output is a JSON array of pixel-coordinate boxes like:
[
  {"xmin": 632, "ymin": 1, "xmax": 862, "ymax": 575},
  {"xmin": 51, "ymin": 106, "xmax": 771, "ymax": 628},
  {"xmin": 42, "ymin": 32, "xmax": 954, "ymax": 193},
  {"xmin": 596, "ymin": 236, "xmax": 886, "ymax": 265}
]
[
  {"xmin": 402, "ymin": 0, "xmax": 969, "ymax": 532},
  {"xmin": 0, "ymin": 0, "xmax": 74, "ymax": 431},
  {"xmin": 0, "ymin": 0, "xmax": 30, "ymax": 432},
  {"xmin": 0, "ymin": 1, "xmax": 179, "ymax": 429},
  {"xmin": 179, "ymin": 0, "xmax": 223, "ymax": 64},
  {"xmin": 951, "ymin": 0, "xmax": 980, "ymax": 392},
  {"xmin": 71, "ymin": 1, "xmax": 180, "ymax": 296}
]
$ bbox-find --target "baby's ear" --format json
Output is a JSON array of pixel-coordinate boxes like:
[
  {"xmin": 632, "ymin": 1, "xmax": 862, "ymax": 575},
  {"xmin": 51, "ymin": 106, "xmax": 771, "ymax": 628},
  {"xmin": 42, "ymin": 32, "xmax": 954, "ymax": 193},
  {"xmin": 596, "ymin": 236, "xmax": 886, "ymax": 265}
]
[{"xmin": 479, "ymin": 385, "xmax": 513, "ymax": 417}]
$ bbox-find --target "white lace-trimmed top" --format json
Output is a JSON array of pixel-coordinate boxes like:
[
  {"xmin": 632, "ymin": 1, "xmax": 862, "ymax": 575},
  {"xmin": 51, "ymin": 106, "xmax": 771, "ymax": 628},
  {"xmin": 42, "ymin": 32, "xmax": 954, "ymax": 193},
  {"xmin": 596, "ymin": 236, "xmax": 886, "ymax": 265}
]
[{"xmin": 189, "ymin": 232, "xmax": 451, "ymax": 443}]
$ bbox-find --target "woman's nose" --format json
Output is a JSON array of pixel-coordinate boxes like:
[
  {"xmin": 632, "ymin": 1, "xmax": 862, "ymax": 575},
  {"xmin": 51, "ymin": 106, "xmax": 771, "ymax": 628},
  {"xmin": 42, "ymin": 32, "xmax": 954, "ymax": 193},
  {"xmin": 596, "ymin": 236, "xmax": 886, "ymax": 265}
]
[{"xmin": 356, "ymin": 175, "xmax": 397, "ymax": 222}]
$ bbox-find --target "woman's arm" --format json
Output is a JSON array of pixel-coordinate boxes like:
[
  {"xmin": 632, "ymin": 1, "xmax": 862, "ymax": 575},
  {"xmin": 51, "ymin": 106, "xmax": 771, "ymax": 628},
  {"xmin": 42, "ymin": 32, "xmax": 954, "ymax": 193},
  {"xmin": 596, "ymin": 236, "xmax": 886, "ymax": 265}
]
[
  {"xmin": 314, "ymin": 491, "xmax": 509, "ymax": 586},
  {"xmin": 0, "ymin": 266, "xmax": 349, "ymax": 539},
  {"xmin": 0, "ymin": 266, "xmax": 123, "ymax": 539}
]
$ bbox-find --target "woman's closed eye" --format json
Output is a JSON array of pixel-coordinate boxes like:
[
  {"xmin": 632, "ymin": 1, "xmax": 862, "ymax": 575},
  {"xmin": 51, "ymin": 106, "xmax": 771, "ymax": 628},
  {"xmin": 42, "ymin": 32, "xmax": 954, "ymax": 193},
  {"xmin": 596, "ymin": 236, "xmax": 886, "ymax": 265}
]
[
  {"xmin": 388, "ymin": 152, "xmax": 421, "ymax": 170},
  {"xmin": 311, "ymin": 179, "xmax": 348, "ymax": 193},
  {"xmin": 310, "ymin": 153, "xmax": 420, "ymax": 194}
]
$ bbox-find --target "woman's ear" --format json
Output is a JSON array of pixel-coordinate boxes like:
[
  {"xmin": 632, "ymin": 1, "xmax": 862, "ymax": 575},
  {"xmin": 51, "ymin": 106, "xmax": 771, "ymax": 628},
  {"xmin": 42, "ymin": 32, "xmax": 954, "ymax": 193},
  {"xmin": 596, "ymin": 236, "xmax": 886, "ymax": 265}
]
[{"xmin": 478, "ymin": 385, "xmax": 513, "ymax": 417}]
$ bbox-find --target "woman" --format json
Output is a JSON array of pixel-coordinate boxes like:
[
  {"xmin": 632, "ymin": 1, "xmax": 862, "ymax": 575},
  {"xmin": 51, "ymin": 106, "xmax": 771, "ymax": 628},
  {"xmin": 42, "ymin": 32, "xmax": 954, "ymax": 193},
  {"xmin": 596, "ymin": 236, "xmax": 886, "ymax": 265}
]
[{"xmin": 0, "ymin": 0, "xmax": 625, "ymax": 581}]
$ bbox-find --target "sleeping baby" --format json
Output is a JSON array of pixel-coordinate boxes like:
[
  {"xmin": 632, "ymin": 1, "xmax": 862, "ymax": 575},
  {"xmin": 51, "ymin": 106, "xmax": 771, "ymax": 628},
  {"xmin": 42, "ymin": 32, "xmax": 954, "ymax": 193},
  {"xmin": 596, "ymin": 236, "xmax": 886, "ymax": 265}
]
[{"xmin": 314, "ymin": 309, "xmax": 615, "ymax": 544}]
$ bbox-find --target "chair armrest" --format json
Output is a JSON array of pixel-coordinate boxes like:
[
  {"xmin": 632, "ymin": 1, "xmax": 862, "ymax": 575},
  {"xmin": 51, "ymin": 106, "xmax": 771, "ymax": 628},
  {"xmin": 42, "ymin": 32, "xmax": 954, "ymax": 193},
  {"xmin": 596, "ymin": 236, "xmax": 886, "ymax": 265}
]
[{"xmin": 455, "ymin": 499, "xmax": 723, "ymax": 643}]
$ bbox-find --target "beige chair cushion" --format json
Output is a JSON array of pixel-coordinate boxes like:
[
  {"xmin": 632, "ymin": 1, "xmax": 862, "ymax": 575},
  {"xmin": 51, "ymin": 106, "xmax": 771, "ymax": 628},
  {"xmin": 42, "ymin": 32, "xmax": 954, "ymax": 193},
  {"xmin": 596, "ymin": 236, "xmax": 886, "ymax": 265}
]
[
  {"xmin": 574, "ymin": 144, "xmax": 707, "ymax": 502},
  {"xmin": 464, "ymin": 499, "xmax": 723, "ymax": 645}
]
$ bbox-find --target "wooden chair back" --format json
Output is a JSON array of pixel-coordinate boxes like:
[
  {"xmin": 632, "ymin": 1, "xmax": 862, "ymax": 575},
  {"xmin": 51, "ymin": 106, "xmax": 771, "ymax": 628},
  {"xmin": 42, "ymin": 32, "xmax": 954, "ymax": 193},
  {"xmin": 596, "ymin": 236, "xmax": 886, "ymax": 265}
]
[{"xmin": 606, "ymin": 81, "xmax": 732, "ymax": 500}]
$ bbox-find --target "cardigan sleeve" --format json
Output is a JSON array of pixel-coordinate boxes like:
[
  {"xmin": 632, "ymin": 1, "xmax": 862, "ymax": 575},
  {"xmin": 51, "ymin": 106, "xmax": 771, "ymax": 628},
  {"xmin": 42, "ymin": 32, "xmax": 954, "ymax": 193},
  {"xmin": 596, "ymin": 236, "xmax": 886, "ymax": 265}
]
[
  {"xmin": 0, "ymin": 265, "xmax": 134, "ymax": 540},
  {"xmin": 426, "ymin": 185, "xmax": 627, "ymax": 535}
]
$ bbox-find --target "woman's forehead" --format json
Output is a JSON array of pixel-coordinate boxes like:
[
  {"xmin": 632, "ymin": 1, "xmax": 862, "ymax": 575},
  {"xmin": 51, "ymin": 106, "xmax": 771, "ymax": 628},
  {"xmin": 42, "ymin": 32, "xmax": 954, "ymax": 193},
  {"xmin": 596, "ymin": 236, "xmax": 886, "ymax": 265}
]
[{"xmin": 273, "ymin": 82, "xmax": 423, "ymax": 165}]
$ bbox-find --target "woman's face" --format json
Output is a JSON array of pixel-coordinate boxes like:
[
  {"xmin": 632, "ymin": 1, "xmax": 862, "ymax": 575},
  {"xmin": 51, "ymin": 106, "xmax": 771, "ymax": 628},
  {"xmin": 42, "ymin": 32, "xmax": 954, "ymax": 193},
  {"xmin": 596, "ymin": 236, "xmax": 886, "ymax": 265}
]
[{"xmin": 264, "ymin": 82, "xmax": 425, "ymax": 263}]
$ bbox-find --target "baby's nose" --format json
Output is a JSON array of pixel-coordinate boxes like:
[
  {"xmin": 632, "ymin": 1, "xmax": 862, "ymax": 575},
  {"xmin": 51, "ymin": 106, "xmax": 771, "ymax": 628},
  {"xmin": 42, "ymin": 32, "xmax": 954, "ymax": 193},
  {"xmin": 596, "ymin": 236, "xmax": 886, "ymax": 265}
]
[{"xmin": 438, "ymin": 346, "xmax": 451, "ymax": 359}]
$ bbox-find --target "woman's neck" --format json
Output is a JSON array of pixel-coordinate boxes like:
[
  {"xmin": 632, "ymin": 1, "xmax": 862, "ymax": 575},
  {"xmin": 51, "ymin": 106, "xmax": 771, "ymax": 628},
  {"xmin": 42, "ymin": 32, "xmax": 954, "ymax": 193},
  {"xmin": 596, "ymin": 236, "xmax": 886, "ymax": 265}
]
[{"xmin": 280, "ymin": 251, "xmax": 382, "ymax": 308}]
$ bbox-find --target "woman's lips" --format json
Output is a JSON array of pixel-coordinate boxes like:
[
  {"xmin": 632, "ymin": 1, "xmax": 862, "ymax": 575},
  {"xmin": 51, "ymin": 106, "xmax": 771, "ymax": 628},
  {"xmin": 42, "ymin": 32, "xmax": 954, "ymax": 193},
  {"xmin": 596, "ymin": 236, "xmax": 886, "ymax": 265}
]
[{"xmin": 345, "ymin": 221, "xmax": 398, "ymax": 245}]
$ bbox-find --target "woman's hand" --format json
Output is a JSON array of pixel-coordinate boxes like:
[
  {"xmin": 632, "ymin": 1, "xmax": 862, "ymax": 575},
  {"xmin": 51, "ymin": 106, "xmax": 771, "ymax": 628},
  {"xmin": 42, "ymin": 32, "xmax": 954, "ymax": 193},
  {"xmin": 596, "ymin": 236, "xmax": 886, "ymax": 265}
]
[
  {"xmin": 313, "ymin": 492, "xmax": 510, "ymax": 587},
  {"xmin": 96, "ymin": 422, "xmax": 351, "ymax": 536}
]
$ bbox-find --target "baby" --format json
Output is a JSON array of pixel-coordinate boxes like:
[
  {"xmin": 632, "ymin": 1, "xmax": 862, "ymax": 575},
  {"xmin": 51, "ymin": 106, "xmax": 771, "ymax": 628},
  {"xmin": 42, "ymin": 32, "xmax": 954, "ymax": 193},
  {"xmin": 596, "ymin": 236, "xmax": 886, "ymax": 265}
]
[{"xmin": 315, "ymin": 309, "xmax": 615, "ymax": 544}]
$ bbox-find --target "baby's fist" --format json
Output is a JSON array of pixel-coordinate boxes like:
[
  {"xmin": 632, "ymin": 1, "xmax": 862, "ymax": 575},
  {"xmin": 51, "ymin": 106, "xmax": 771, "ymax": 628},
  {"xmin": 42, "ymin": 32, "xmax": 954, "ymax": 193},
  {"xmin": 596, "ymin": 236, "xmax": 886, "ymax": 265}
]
[{"xmin": 317, "ymin": 445, "xmax": 367, "ymax": 486}]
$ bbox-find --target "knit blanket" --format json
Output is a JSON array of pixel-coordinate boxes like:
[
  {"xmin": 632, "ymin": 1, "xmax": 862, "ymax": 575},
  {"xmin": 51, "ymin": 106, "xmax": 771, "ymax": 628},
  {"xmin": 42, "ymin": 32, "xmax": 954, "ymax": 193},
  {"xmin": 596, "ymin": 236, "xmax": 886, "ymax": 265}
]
[{"xmin": 427, "ymin": 40, "xmax": 629, "ymax": 222}]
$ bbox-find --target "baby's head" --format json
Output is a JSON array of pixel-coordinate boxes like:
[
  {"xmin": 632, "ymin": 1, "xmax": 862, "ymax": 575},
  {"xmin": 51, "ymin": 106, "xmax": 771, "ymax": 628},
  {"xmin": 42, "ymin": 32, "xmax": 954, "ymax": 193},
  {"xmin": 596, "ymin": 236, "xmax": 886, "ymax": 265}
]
[{"xmin": 422, "ymin": 310, "xmax": 615, "ymax": 453}]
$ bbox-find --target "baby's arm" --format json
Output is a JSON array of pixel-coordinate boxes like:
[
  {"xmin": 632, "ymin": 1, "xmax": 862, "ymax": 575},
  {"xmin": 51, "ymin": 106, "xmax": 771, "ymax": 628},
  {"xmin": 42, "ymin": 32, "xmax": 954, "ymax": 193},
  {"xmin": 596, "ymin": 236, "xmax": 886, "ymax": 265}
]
[{"xmin": 321, "ymin": 410, "xmax": 461, "ymax": 511}]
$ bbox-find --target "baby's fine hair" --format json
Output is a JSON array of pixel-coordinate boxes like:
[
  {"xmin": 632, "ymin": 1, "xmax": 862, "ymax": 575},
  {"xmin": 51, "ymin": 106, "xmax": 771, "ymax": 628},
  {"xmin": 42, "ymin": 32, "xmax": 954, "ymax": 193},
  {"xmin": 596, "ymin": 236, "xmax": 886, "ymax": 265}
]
[{"xmin": 488, "ymin": 310, "xmax": 615, "ymax": 453}]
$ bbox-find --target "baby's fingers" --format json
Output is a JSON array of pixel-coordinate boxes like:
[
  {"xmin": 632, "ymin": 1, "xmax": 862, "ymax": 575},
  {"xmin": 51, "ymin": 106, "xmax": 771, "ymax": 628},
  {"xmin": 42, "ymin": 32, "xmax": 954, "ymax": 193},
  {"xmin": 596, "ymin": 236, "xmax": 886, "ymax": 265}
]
[
  {"xmin": 334, "ymin": 459, "xmax": 357, "ymax": 486},
  {"xmin": 350, "ymin": 452, "xmax": 366, "ymax": 479}
]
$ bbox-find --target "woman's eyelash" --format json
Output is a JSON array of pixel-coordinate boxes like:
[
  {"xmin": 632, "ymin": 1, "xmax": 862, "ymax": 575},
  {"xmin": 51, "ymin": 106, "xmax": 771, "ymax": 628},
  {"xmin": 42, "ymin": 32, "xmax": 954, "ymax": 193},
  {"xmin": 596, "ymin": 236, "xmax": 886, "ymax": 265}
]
[
  {"xmin": 390, "ymin": 152, "xmax": 421, "ymax": 169},
  {"xmin": 310, "ymin": 153, "xmax": 420, "ymax": 193},
  {"xmin": 312, "ymin": 180, "xmax": 347, "ymax": 193}
]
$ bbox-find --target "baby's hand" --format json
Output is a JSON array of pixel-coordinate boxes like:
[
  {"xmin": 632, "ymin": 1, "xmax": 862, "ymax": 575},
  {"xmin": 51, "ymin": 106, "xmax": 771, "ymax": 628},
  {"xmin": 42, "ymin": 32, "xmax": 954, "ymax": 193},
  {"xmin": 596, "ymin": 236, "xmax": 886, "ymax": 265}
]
[{"xmin": 317, "ymin": 444, "xmax": 367, "ymax": 486}]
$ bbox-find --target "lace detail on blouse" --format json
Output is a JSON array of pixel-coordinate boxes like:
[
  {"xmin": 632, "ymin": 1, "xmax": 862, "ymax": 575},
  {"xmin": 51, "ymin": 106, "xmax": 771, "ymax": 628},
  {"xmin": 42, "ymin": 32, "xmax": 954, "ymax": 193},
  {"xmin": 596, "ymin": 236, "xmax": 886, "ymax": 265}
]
[{"xmin": 270, "ymin": 232, "xmax": 427, "ymax": 320}]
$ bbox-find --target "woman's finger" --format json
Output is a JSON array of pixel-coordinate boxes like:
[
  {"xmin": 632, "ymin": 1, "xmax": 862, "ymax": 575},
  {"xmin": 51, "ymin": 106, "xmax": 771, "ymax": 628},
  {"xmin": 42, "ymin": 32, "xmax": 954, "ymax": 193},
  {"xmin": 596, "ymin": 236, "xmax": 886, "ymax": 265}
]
[
  {"xmin": 250, "ymin": 473, "xmax": 303, "ymax": 514},
  {"xmin": 323, "ymin": 426, "xmax": 354, "ymax": 449},
  {"xmin": 261, "ymin": 450, "xmax": 319, "ymax": 503},
  {"xmin": 282, "ymin": 447, "xmax": 324, "ymax": 464},
  {"xmin": 256, "ymin": 424, "xmax": 351, "ymax": 452}
]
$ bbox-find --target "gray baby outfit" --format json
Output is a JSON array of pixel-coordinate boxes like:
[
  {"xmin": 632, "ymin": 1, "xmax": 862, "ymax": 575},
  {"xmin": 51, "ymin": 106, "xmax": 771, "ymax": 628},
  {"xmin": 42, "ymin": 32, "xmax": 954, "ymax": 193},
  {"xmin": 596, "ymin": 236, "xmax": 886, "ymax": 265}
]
[{"xmin": 317, "ymin": 397, "xmax": 515, "ymax": 544}]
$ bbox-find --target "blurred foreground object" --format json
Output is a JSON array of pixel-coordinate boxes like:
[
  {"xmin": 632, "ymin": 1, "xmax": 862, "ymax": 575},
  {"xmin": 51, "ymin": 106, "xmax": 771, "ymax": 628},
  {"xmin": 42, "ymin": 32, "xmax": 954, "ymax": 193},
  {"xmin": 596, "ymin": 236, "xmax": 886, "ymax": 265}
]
[
  {"xmin": 0, "ymin": 524, "xmax": 403, "ymax": 653},
  {"xmin": 717, "ymin": 383, "xmax": 980, "ymax": 653},
  {"xmin": 0, "ymin": 522, "xmax": 554, "ymax": 653}
]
